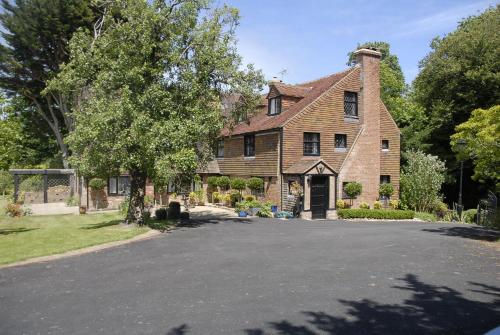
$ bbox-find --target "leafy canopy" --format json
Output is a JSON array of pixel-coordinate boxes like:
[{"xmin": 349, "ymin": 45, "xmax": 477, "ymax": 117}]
[
  {"xmin": 451, "ymin": 105, "xmax": 500, "ymax": 190},
  {"xmin": 47, "ymin": 0, "xmax": 264, "ymax": 186}
]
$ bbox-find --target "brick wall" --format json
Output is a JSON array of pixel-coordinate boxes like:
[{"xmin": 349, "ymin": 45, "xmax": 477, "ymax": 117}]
[{"xmin": 380, "ymin": 103, "xmax": 401, "ymax": 198}]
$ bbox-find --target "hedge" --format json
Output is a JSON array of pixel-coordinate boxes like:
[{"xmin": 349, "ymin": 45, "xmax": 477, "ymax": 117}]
[{"xmin": 338, "ymin": 209, "xmax": 415, "ymax": 220}]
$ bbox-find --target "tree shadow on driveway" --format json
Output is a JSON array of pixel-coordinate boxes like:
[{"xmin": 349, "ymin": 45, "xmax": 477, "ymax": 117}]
[
  {"xmin": 422, "ymin": 226, "xmax": 499, "ymax": 242},
  {"xmin": 242, "ymin": 274, "xmax": 499, "ymax": 335}
]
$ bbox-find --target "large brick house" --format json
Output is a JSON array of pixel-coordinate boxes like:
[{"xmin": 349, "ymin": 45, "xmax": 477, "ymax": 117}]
[{"xmin": 199, "ymin": 48, "xmax": 401, "ymax": 219}]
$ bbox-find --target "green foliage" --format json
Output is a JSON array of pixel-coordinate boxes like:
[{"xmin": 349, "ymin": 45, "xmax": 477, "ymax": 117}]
[
  {"xmin": 451, "ymin": 105, "xmax": 500, "ymax": 190},
  {"xmin": 400, "ymin": 151, "xmax": 446, "ymax": 212},
  {"xmin": 344, "ymin": 182, "xmax": 362, "ymax": 202},
  {"xmin": 65, "ymin": 196, "xmax": 79, "ymax": 207},
  {"xmin": 389, "ymin": 199, "xmax": 399, "ymax": 210},
  {"xmin": 46, "ymin": 1, "xmax": 264, "ymax": 223},
  {"xmin": 0, "ymin": 171, "xmax": 14, "ymax": 195},
  {"xmin": 462, "ymin": 209, "xmax": 477, "ymax": 224},
  {"xmin": 379, "ymin": 183, "xmax": 394, "ymax": 198},
  {"xmin": 230, "ymin": 178, "xmax": 247, "ymax": 191},
  {"xmin": 359, "ymin": 202, "xmax": 370, "ymax": 209},
  {"xmin": 5, "ymin": 202, "xmax": 23, "ymax": 217},
  {"xmin": 154, "ymin": 208, "xmax": 168, "ymax": 220},
  {"xmin": 373, "ymin": 201, "xmax": 382, "ymax": 210},
  {"xmin": 217, "ymin": 176, "xmax": 231, "ymax": 190},
  {"xmin": 256, "ymin": 202, "xmax": 273, "ymax": 218},
  {"xmin": 337, "ymin": 209, "xmax": 415, "ymax": 220},
  {"xmin": 247, "ymin": 177, "xmax": 264, "ymax": 192},
  {"xmin": 19, "ymin": 175, "xmax": 43, "ymax": 192},
  {"xmin": 412, "ymin": 6, "xmax": 500, "ymax": 200},
  {"xmin": 234, "ymin": 201, "xmax": 250, "ymax": 213},
  {"xmin": 212, "ymin": 191, "xmax": 221, "ymax": 203},
  {"xmin": 207, "ymin": 176, "xmax": 219, "ymax": 188},
  {"xmin": 189, "ymin": 192, "xmax": 197, "ymax": 205},
  {"xmin": 88, "ymin": 178, "xmax": 106, "ymax": 191},
  {"xmin": 415, "ymin": 212, "xmax": 437, "ymax": 222},
  {"xmin": 118, "ymin": 197, "xmax": 129, "ymax": 215},
  {"xmin": 245, "ymin": 195, "xmax": 255, "ymax": 201},
  {"xmin": 0, "ymin": 0, "xmax": 97, "ymax": 167},
  {"xmin": 336, "ymin": 199, "xmax": 346, "ymax": 209},
  {"xmin": 148, "ymin": 219, "xmax": 175, "ymax": 232},
  {"xmin": 229, "ymin": 190, "xmax": 240, "ymax": 205}
]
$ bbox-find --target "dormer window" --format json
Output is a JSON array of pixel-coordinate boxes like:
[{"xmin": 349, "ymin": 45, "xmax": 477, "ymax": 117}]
[{"xmin": 268, "ymin": 96, "xmax": 282, "ymax": 115}]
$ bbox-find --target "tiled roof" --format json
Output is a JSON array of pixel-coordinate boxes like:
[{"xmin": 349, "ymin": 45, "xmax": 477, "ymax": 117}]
[
  {"xmin": 221, "ymin": 67, "xmax": 354, "ymax": 136},
  {"xmin": 270, "ymin": 82, "xmax": 312, "ymax": 98}
]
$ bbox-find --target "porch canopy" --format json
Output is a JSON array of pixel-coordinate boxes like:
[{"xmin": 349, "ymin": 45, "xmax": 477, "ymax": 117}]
[{"xmin": 283, "ymin": 159, "xmax": 337, "ymax": 176}]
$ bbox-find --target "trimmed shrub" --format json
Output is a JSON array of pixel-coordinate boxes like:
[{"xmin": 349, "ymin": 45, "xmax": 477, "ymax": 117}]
[
  {"xmin": 207, "ymin": 176, "xmax": 219, "ymax": 189},
  {"xmin": 359, "ymin": 202, "xmax": 370, "ymax": 209},
  {"xmin": 336, "ymin": 199, "xmax": 346, "ymax": 209},
  {"xmin": 373, "ymin": 201, "xmax": 382, "ymax": 210},
  {"xmin": 337, "ymin": 209, "xmax": 415, "ymax": 220},
  {"xmin": 344, "ymin": 182, "xmax": 362, "ymax": 205},
  {"xmin": 229, "ymin": 190, "xmax": 240, "ymax": 206},
  {"xmin": 217, "ymin": 176, "xmax": 230, "ymax": 190},
  {"xmin": 189, "ymin": 192, "xmax": 197, "ymax": 206},
  {"xmin": 168, "ymin": 201, "xmax": 181, "ymax": 219},
  {"xmin": 247, "ymin": 177, "xmax": 264, "ymax": 193},
  {"xmin": 155, "ymin": 207, "xmax": 168, "ymax": 220},
  {"xmin": 415, "ymin": 211, "xmax": 436, "ymax": 222},
  {"xmin": 389, "ymin": 199, "xmax": 399, "ymax": 210},
  {"xmin": 379, "ymin": 183, "xmax": 394, "ymax": 199},
  {"xmin": 88, "ymin": 178, "xmax": 106, "ymax": 191},
  {"xmin": 212, "ymin": 191, "xmax": 221, "ymax": 203},
  {"xmin": 230, "ymin": 178, "xmax": 246, "ymax": 192}
]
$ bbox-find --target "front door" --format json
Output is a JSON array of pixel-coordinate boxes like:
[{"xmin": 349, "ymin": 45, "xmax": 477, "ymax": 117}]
[{"xmin": 311, "ymin": 176, "xmax": 329, "ymax": 219}]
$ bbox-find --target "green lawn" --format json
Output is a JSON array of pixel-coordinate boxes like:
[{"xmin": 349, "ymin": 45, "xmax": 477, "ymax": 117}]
[{"xmin": 0, "ymin": 211, "xmax": 149, "ymax": 265}]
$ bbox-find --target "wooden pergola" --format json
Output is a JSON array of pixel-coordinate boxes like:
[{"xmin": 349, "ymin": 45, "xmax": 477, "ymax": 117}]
[{"xmin": 9, "ymin": 169, "xmax": 76, "ymax": 203}]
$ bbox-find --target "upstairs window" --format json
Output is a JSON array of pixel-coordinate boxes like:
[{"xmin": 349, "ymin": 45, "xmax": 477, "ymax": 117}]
[
  {"xmin": 335, "ymin": 134, "xmax": 347, "ymax": 150},
  {"xmin": 381, "ymin": 139, "xmax": 389, "ymax": 150},
  {"xmin": 303, "ymin": 132, "xmax": 320, "ymax": 156},
  {"xmin": 108, "ymin": 176, "xmax": 130, "ymax": 196},
  {"xmin": 216, "ymin": 139, "xmax": 224, "ymax": 158},
  {"xmin": 268, "ymin": 97, "xmax": 282, "ymax": 115},
  {"xmin": 344, "ymin": 92, "xmax": 358, "ymax": 118},
  {"xmin": 244, "ymin": 134, "xmax": 255, "ymax": 157}
]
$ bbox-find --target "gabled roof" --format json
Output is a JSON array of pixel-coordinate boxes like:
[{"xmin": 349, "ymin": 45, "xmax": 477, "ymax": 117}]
[
  {"xmin": 283, "ymin": 158, "xmax": 337, "ymax": 175},
  {"xmin": 269, "ymin": 82, "xmax": 312, "ymax": 98},
  {"xmin": 221, "ymin": 67, "xmax": 355, "ymax": 136}
]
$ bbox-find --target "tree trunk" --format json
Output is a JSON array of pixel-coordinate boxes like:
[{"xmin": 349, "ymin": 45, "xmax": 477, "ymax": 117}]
[{"xmin": 125, "ymin": 169, "xmax": 147, "ymax": 225}]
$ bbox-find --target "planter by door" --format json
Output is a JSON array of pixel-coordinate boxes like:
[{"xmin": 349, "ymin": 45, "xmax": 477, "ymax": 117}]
[{"xmin": 310, "ymin": 176, "xmax": 329, "ymax": 219}]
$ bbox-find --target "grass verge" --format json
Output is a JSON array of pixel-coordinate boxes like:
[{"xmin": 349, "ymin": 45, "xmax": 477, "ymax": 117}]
[{"xmin": 0, "ymin": 212, "xmax": 149, "ymax": 265}]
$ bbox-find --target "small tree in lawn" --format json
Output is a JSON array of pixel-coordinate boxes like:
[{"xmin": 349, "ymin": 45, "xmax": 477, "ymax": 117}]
[
  {"xmin": 379, "ymin": 183, "xmax": 394, "ymax": 206},
  {"xmin": 247, "ymin": 177, "xmax": 264, "ymax": 197},
  {"xmin": 46, "ymin": 0, "xmax": 264, "ymax": 224},
  {"xmin": 230, "ymin": 178, "xmax": 246, "ymax": 202},
  {"xmin": 344, "ymin": 182, "xmax": 362, "ymax": 207}
]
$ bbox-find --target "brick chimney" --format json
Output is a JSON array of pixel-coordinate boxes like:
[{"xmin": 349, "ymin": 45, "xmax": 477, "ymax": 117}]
[{"xmin": 338, "ymin": 48, "xmax": 382, "ymax": 206}]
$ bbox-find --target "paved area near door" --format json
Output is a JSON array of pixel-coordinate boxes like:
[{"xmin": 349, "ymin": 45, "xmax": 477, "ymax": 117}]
[{"xmin": 0, "ymin": 218, "xmax": 498, "ymax": 335}]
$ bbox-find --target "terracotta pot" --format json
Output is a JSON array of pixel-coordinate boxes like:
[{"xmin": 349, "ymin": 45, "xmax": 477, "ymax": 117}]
[{"xmin": 79, "ymin": 206, "xmax": 87, "ymax": 215}]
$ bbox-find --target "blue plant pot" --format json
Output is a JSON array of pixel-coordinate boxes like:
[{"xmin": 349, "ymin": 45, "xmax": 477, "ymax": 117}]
[{"xmin": 238, "ymin": 211, "xmax": 248, "ymax": 217}]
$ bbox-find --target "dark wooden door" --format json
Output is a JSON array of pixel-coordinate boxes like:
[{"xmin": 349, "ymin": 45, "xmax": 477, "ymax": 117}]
[{"xmin": 311, "ymin": 176, "xmax": 329, "ymax": 219}]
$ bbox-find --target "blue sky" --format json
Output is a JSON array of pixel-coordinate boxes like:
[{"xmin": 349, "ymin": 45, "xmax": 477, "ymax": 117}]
[{"xmin": 223, "ymin": 0, "xmax": 496, "ymax": 85}]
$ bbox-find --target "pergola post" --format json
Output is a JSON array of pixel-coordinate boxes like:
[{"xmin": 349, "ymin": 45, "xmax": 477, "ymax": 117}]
[
  {"xmin": 13, "ymin": 174, "xmax": 19, "ymax": 203},
  {"xmin": 43, "ymin": 172, "xmax": 48, "ymax": 203}
]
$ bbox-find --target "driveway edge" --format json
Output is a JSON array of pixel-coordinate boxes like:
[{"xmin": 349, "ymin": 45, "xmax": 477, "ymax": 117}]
[{"xmin": 0, "ymin": 229, "xmax": 163, "ymax": 270}]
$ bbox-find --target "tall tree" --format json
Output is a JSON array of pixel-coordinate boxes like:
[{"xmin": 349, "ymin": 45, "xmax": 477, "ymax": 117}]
[
  {"xmin": 47, "ymin": 0, "xmax": 265, "ymax": 224},
  {"xmin": 451, "ymin": 105, "xmax": 500, "ymax": 191},
  {"xmin": 413, "ymin": 5, "xmax": 500, "ymax": 204},
  {"xmin": 0, "ymin": 0, "xmax": 96, "ymax": 168}
]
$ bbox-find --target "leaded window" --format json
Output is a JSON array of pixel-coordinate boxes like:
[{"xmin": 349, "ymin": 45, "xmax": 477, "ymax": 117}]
[
  {"xmin": 216, "ymin": 139, "xmax": 224, "ymax": 158},
  {"xmin": 335, "ymin": 134, "xmax": 347, "ymax": 149},
  {"xmin": 108, "ymin": 176, "xmax": 130, "ymax": 196},
  {"xmin": 381, "ymin": 139, "xmax": 389, "ymax": 150},
  {"xmin": 304, "ymin": 132, "xmax": 320, "ymax": 156},
  {"xmin": 344, "ymin": 92, "xmax": 358, "ymax": 117},
  {"xmin": 380, "ymin": 175, "xmax": 391, "ymax": 184},
  {"xmin": 244, "ymin": 134, "xmax": 255, "ymax": 157},
  {"xmin": 268, "ymin": 97, "xmax": 282, "ymax": 115}
]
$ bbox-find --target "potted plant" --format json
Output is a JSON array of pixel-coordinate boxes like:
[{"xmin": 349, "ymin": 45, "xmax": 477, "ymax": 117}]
[
  {"xmin": 79, "ymin": 206, "xmax": 87, "ymax": 215},
  {"xmin": 247, "ymin": 199, "xmax": 261, "ymax": 216},
  {"xmin": 88, "ymin": 178, "xmax": 106, "ymax": 210},
  {"xmin": 235, "ymin": 201, "xmax": 249, "ymax": 217}
]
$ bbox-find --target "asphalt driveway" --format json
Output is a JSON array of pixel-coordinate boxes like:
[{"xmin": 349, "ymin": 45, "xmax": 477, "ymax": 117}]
[{"xmin": 0, "ymin": 218, "xmax": 499, "ymax": 335}]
